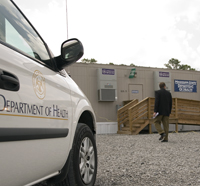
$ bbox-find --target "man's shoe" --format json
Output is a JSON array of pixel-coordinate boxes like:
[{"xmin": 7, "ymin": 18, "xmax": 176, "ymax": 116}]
[
  {"xmin": 161, "ymin": 140, "xmax": 168, "ymax": 142},
  {"xmin": 159, "ymin": 133, "xmax": 166, "ymax": 140}
]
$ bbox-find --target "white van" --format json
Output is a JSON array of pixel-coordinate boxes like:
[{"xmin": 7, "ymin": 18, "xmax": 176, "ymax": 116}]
[{"xmin": 0, "ymin": 0, "xmax": 97, "ymax": 186}]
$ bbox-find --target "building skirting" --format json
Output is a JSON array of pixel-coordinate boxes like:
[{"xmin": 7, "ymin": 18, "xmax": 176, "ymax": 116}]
[{"xmin": 96, "ymin": 122, "xmax": 118, "ymax": 134}]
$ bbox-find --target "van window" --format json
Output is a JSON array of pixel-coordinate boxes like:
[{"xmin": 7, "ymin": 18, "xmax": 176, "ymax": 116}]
[
  {"xmin": 5, "ymin": 19, "xmax": 35, "ymax": 58},
  {"xmin": 0, "ymin": 0, "xmax": 53, "ymax": 68}
]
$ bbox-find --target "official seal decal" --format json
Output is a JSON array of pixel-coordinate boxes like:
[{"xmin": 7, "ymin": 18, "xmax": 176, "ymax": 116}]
[{"xmin": 32, "ymin": 70, "xmax": 46, "ymax": 99}]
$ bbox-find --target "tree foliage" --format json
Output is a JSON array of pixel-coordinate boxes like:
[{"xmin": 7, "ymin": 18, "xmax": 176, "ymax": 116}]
[
  {"xmin": 81, "ymin": 58, "xmax": 97, "ymax": 63},
  {"xmin": 179, "ymin": 64, "xmax": 195, "ymax": 71},
  {"xmin": 165, "ymin": 58, "xmax": 195, "ymax": 71},
  {"xmin": 130, "ymin": 63, "xmax": 136, "ymax": 67},
  {"xmin": 164, "ymin": 58, "xmax": 180, "ymax": 69}
]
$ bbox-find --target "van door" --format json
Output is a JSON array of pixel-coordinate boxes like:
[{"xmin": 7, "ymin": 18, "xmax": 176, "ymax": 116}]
[{"xmin": 0, "ymin": 1, "xmax": 72, "ymax": 185}]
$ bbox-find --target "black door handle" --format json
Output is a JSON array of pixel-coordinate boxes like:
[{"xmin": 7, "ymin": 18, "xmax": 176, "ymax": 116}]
[{"xmin": 0, "ymin": 69, "xmax": 20, "ymax": 91}]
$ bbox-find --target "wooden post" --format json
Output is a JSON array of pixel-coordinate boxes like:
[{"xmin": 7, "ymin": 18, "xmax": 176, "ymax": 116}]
[
  {"xmin": 148, "ymin": 98, "xmax": 151, "ymax": 119},
  {"xmin": 175, "ymin": 98, "xmax": 178, "ymax": 118},
  {"xmin": 175, "ymin": 98, "xmax": 178, "ymax": 133},
  {"xmin": 128, "ymin": 108, "xmax": 132, "ymax": 133},
  {"xmin": 149, "ymin": 123, "xmax": 152, "ymax": 134},
  {"xmin": 176, "ymin": 123, "xmax": 178, "ymax": 133},
  {"xmin": 148, "ymin": 98, "xmax": 152, "ymax": 134}
]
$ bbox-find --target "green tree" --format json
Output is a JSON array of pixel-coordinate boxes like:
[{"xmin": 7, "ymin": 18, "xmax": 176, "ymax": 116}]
[
  {"xmin": 165, "ymin": 58, "xmax": 195, "ymax": 71},
  {"xmin": 81, "ymin": 58, "xmax": 97, "ymax": 63},
  {"xmin": 109, "ymin": 62, "xmax": 114, "ymax": 65},
  {"xmin": 130, "ymin": 63, "xmax": 136, "ymax": 66},
  {"xmin": 179, "ymin": 64, "xmax": 195, "ymax": 71},
  {"xmin": 81, "ymin": 58, "xmax": 89, "ymax": 63},
  {"xmin": 164, "ymin": 58, "xmax": 181, "ymax": 69},
  {"xmin": 90, "ymin": 58, "xmax": 97, "ymax": 63}
]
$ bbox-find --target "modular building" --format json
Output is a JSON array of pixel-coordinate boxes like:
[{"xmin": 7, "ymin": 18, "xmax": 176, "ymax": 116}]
[{"xmin": 66, "ymin": 63, "xmax": 200, "ymax": 133}]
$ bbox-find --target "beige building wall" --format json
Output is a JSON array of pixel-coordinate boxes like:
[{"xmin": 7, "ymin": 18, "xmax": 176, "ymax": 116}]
[{"xmin": 66, "ymin": 63, "xmax": 200, "ymax": 122}]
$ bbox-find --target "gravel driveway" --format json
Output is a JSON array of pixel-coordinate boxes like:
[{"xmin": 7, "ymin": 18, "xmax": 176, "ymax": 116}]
[
  {"xmin": 36, "ymin": 132, "xmax": 200, "ymax": 186},
  {"xmin": 95, "ymin": 132, "xmax": 200, "ymax": 186}
]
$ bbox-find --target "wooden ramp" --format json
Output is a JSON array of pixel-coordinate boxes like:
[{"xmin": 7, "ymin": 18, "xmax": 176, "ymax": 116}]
[{"xmin": 117, "ymin": 97, "xmax": 200, "ymax": 135}]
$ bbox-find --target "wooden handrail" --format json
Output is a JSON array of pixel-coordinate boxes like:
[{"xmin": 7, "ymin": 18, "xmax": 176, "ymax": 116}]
[
  {"xmin": 128, "ymin": 97, "xmax": 149, "ymax": 132},
  {"xmin": 176, "ymin": 98, "xmax": 200, "ymax": 121},
  {"xmin": 129, "ymin": 97, "xmax": 149, "ymax": 110},
  {"xmin": 117, "ymin": 99, "xmax": 138, "ymax": 131},
  {"xmin": 118, "ymin": 99, "xmax": 138, "ymax": 113},
  {"xmin": 118, "ymin": 97, "xmax": 200, "ymax": 135}
]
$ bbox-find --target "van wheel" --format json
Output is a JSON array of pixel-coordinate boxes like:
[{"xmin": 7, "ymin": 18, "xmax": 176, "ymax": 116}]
[{"xmin": 56, "ymin": 123, "xmax": 97, "ymax": 186}]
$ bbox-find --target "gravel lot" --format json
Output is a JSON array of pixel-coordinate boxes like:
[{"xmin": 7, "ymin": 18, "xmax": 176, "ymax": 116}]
[
  {"xmin": 36, "ymin": 132, "xmax": 200, "ymax": 186},
  {"xmin": 95, "ymin": 132, "xmax": 200, "ymax": 186}
]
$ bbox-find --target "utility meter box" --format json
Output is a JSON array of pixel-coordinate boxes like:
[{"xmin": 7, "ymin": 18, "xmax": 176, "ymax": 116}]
[
  {"xmin": 97, "ymin": 68, "xmax": 117, "ymax": 101},
  {"xmin": 154, "ymin": 71, "xmax": 171, "ymax": 91}
]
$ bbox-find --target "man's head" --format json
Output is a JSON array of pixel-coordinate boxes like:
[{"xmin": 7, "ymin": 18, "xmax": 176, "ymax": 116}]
[{"xmin": 159, "ymin": 82, "xmax": 166, "ymax": 89}]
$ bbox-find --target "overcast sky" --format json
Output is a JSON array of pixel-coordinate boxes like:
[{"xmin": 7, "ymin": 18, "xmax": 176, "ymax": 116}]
[{"xmin": 14, "ymin": 0, "xmax": 200, "ymax": 70}]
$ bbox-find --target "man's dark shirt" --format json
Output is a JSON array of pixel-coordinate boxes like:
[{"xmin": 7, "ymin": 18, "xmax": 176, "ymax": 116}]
[{"xmin": 154, "ymin": 88, "xmax": 172, "ymax": 116}]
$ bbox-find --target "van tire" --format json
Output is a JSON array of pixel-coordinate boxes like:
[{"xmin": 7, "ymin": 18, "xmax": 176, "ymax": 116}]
[{"xmin": 55, "ymin": 123, "xmax": 97, "ymax": 186}]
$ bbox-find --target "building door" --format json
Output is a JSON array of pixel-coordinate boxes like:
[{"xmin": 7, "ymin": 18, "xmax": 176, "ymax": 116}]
[{"xmin": 129, "ymin": 84, "xmax": 143, "ymax": 101}]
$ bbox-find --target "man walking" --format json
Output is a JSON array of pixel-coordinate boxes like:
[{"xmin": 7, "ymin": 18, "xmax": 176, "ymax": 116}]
[{"xmin": 153, "ymin": 82, "xmax": 172, "ymax": 142}]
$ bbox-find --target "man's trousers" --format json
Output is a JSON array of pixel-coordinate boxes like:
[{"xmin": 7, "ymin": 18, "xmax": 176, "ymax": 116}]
[{"xmin": 154, "ymin": 115, "xmax": 169, "ymax": 140}]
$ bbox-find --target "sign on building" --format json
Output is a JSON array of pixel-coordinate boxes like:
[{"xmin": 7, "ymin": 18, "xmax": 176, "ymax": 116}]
[
  {"xmin": 154, "ymin": 71, "xmax": 171, "ymax": 91},
  {"xmin": 159, "ymin": 71, "xmax": 170, "ymax": 77},
  {"xmin": 174, "ymin": 80, "xmax": 197, "ymax": 92},
  {"xmin": 129, "ymin": 68, "xmax": 136, "ymax": 78},
  {"xmin": 132, "ymin": 90, "xmax": 139, "ymax": 94},
  {"xmin": 102, "ymin": 68, "xmax": 115, "ymax": 75}
]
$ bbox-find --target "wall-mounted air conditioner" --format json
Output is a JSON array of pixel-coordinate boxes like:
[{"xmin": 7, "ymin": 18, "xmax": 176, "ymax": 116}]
[{"xmin": 97, "ymin": 68, "xmax": 117, "ymax": 101}]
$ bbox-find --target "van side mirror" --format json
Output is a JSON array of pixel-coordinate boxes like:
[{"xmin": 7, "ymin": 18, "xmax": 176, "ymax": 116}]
[{"xmin": 55, "ymin": 38, "xmax": 84, "ymax": 70}]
